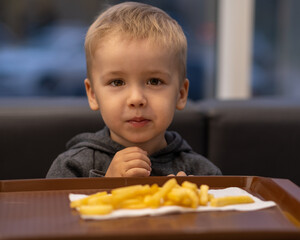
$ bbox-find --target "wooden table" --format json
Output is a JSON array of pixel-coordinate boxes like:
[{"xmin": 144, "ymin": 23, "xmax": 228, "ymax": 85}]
[{"xmin": 1, "ymin": 176, "xmax": 300, "ymax": 239}]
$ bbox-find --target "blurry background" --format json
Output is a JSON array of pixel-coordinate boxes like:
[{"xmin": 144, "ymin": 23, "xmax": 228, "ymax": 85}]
[{"xmin": 0, "ymin": 0, "xmax": 299, "ymax": 100}]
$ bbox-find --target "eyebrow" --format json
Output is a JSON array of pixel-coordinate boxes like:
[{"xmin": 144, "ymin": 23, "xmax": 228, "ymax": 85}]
[
  {"xmin": 101, "ymin": 71, "xmax": 125, "ymax": 78},
  {"xmin": 145, "ymin": 70, "xmax": 172, "ymax": 78},
  {"xmin": 102, "ymin": 70, "xmax": 171, "ymax": 78}
]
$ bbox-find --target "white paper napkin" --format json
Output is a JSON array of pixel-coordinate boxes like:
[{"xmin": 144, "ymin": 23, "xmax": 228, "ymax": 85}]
[{"xmin": 69, "ymin": 187, "xmax": 276, "ymax": 220}]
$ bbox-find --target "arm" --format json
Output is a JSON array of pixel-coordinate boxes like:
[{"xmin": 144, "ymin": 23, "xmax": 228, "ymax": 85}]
[
  {"xmin": 46, "ymin": 149, "xmax": 94, "ymax": 178},
  {"xmin": 46, "ymin": 157, "xmax": 82, "ymax": 178}
]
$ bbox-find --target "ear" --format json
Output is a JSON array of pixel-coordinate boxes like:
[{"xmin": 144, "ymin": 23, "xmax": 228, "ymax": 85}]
[
  {"xmin": 84, "ymin": 78, "xmax": 100, "ymax": 111},
  {"xmin": 176, "ymin": 78, "xmax": 189, "ymax": 110}
]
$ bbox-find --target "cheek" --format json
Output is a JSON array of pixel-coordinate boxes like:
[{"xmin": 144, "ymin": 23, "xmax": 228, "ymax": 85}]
[
  {"xmin": 152, "ymin": 92, "xmax": 177, "ymax": 119},
  {"xmin": 96, "ymin": 93, "xmax": 122, "ymax": 119},
  {"xmin": 99, "ymin": 105, "xmax": 122, "ymax": 129},
  {"xmin": 99, "ymin": 101, "xmax": 120, "ymax": 114}
]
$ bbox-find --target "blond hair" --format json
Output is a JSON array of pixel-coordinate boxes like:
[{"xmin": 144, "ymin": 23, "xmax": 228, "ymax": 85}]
[{"xmin": 85, "ymin": 2, "xmax": 187, "ymax": 81}]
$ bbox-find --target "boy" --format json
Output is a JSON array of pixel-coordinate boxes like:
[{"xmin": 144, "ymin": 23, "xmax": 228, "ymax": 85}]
[{"xmin": 46, "ymin": 2, "xmax": 221, "ymax": 178}]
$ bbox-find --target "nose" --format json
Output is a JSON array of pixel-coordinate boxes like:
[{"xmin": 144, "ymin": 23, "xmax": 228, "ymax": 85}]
[{"xmin": 127, "ymin": 86, "xmax": 147, "ymax": 108}]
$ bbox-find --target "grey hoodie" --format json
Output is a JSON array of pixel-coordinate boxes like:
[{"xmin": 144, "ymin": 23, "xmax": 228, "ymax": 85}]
[{"xmin": 46, "ymin": 126, "xmax": 221, "ymax": 178}]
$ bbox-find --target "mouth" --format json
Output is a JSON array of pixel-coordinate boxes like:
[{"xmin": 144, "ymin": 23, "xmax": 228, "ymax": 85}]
[{"xmin": 127, "ymin": 117, "xmax": 150, "ymax": 128}]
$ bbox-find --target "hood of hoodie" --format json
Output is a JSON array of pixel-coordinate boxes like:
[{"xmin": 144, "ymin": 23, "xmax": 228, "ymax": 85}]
[{"xmin": 66, "ymin": 126, "xmax": 193, "ymax": 159}]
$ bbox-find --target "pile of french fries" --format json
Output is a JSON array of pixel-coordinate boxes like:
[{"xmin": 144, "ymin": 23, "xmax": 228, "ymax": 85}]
[{"xmin": 70, "ymin": 178, "xmax": 254, "ymax": 215}]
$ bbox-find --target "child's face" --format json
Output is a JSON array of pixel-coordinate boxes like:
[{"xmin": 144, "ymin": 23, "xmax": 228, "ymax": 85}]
[{"xmin": 85, "ymin": 36, "xmax": 189, "ymax": 153}]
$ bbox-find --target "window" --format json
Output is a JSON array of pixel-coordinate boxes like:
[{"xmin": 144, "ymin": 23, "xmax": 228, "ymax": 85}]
[
  {"xmin": 2, "ymin": 0, "xmax": 298, "ymax": 100},
  {"xmin": 252, "ymin": 0, "xmax": 300, "ymax": 97},
  {"xmin": 0, "ymin": 0, "xmax": 218, "ymax": 100}
]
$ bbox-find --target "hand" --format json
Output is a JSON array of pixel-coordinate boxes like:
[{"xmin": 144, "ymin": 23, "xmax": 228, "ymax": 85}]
[
  {"xmin": 167, "ymin": 171, "xmax": 187, "ymax": 176},
  {"xmin": 105, "ymin": 147, "xmax": 151, "ymax": 177}
]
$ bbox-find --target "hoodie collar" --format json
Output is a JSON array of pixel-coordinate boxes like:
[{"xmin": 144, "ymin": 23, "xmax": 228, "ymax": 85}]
[{"xmin": 66, "ymin": 126, "xmax": 192, "ymax": 158}]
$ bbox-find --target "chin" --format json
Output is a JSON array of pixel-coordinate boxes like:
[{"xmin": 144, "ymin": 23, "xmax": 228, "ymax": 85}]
[
  {"xmin": 127, "ymin": 137, "xmax": 150, "ymax": 144},
  {"xmin": 124, "ymin": 134, "xmax": 153, "ymax": 144}
]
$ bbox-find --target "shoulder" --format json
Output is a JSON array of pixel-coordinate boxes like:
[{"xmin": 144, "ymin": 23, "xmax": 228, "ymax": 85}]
[
  {"xmin": 46, "ymin": 147, "xmax": 95, "ymax": 178},
  {"xmin": 179, "ymin": 151, "xmax": 222, "ymax": 175}
]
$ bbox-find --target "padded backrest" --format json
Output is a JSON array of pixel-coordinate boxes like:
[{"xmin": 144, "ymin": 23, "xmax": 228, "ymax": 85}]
[
  {"xmin": 0, "ymin": 98, "xmax": 102, "ymax": 179},
  {"xmin": 198, "ymin": 99, "xmax": 300, "ymax": 186},
  {"xmin": 0, "ymin": 98, "xmax": 206, "ymax": 179},
  {"xmin": 3, "ymin": 97, "xmax": 299, "ymax": 185}
]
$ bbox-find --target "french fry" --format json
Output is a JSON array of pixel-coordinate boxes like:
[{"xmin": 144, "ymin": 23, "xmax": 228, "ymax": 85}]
[
  {"xmin": 182, "ymin": 181, "xmax": 198, "ymax": 192},
  {"xmin": 70, "ymin": 178, "xmax": 257, "ymax": 216},
  {"xmin": 70, "ymin": 191, "xmax": 107, "ymax": 208},
  {"xmin": 199, "ymin": 184, "xmax": 209, "ymax": 205},
  {"xmin": 208, "ymin": 193, "xmax": 214, "ymax": 201},
  {"xmin": 87, "ymin": 194, "xmax": 112, "ymax": 205},
  {"xmin": 145, "ymin": 178, "xmax": 178, "ymax": 208},
  {"xmin": 167, "ymin": 187, "xmax": 198, "ymax": 208},
  {"xmin": 111, "ymin": 184, "xmax": 149, "ymax": 197},
  {"xmin": 210, "ymin": 195, "xmax": 254, "ymax": 207},
  {"xmin": 120, "ymin": 198, "xmax": 148, "ymax": 209},
  {"xmin": 79, "ymin": 204, "xmax": 113, "ymax": 215},
  {"xmin": 112, "ymin": 184, "xmax": 151, "ymax": 207},
  {"xmin": 149, "ymin": 183, "xmax": 159, "ymax": 194},
  {"xmin": 181, "ymin": 195, "xmax": 192, "ymax": 207},
  {"xmin": 157, "ymin": 178, "xmax": 178, "ymax": 199},
  {"xmin": 185, "ymin": 188, "xmax": 199, "ymax": 208},
  {"xmin": 167, "ymin": 187, "xmax": 186, "ymax": 205},
  {"xmin": 143, "ymin": 194, "xmax": 157, "ymax": 208}
]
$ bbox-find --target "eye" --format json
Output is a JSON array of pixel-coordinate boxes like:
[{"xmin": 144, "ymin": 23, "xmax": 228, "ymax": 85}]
[
  {"xmin": 110, "ymin": 79, "xmax": 125, "ymax": 87},
  {"xmin": 147, "ymin": 78, "xmax": 162, "ymax": 86}
]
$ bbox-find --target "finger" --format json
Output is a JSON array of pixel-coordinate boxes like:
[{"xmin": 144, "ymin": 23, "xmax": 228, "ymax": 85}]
[
  {"xmin": 167, "ymin": 174, "xmax": 175, "ymax": 176},
  {"xmin": 124, "ymin": 168, "xmax": 151, "ymax": 177},
  {"xmin": 122, "ymin": 152, "xmax": 151, "ymax": 166},
  {"xmin": 176, "ymin": 171, "xmax": 187, "ymax": 176},
  {"xmin": 113, "ymin": 149, "xmax": 151, "ymax": 167},
  {"xmin": 124, "ymin": 159, "xmax": 152, "ymax": 172},
  {"xmin": 118, "ymin": 146, "xmax": 147, "ymax": 155}
]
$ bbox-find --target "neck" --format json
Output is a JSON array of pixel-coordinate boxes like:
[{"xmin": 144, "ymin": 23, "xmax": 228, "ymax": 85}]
[
  {"xmin": 134, "ymin": 137, "xmax": 167, "ymax": 155},
  {"xmin": 110, "ymin": 129, "xmax": 168, "ymax": 155}
]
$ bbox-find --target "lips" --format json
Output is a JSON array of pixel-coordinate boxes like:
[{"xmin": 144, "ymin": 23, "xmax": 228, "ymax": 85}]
[{"xmin": 127, "ymin": 117, "xmax": 150, "ymax": 128}]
